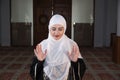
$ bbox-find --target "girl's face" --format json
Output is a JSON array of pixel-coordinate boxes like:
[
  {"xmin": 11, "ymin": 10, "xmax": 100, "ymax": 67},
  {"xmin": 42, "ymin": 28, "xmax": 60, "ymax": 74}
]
[{"xmin": 50, "ymin": 24, "xmax": 64, "ymax": 40}]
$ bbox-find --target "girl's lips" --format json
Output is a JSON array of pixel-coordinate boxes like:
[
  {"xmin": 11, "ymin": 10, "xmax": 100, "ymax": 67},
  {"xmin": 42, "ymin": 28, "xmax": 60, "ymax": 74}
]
[{"xmin": 55, "ymin": 35, "xmax": 59, "ymax": 37}]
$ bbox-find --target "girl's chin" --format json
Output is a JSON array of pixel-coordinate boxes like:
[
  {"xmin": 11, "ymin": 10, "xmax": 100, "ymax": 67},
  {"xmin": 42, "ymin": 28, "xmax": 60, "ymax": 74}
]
[{"xmin": 53, "ymin": 37, "xmax": 61, "ymax": 40}]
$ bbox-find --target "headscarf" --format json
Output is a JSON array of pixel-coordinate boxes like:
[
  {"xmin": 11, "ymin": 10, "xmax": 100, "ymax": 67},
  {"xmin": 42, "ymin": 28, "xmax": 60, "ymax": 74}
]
[
  {"xmin": 39, "ymin": 14, "xmax": 82, "ymax": 80},
  {"xmin": 48, "ymin": 14, "xmax": 66, "ymax": 33}
]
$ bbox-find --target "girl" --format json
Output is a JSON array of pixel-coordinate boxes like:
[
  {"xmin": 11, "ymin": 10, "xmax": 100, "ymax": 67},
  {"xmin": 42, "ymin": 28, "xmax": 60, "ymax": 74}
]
[{"xmin": 30, "ymin": 14, "xmax": 86, "ymax": 80}]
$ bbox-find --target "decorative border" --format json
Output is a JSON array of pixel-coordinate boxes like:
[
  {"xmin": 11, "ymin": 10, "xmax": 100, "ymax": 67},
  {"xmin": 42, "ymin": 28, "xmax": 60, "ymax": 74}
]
[{"xmin": 39, "ymin": 14, "xmax": 48, "ymax": 25}]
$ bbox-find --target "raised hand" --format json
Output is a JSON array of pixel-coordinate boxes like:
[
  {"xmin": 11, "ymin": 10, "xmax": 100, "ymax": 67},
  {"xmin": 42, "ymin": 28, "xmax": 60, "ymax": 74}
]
[
  {"xmin": 67, "ymin": 45, "xmax": 79, "ymax": 62},
  {"xmin": 34, "ymin": 44, "xmax": 47, "ymax": 61}
]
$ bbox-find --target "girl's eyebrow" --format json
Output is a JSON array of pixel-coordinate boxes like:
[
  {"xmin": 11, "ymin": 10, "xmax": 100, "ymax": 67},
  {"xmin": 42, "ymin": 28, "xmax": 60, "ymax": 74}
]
[
  {"xmin": 58, "ymin": 26, "xmax": 64, "ymax": 28},
  {"xmin": 51, "ymin": 26, "xmax": 64, "ymax": 28}
]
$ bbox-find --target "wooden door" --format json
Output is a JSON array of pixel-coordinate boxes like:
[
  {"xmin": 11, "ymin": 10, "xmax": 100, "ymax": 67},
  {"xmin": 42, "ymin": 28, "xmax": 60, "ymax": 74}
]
[
  {"xmin": 74, "ymin": 23, "xmax": 94, "ymax": 47},
  {"xmin": 33, "ymin": 0, "xmax": 51, "ymax": 46},
  {"xmin": 11, "ymin": 23, "xmax": 31, "ymax": 46},
  {"xmin": 33, "ymin": 0, "xmax": 71, "ymax": 46}
]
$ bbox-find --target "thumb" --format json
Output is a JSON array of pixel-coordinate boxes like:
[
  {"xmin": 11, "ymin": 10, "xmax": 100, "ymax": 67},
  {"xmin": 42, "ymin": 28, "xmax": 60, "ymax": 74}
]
[
  {"xmin": 44, "ymin": 49, "xmax": 47, "ymax": 55},
  {"xmin": 34, "ymin": 49, "xmax": 38, "ymax": 56}
]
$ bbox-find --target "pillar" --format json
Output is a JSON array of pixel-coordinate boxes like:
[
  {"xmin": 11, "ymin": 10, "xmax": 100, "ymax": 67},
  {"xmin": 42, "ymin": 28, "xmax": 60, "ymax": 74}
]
[{"xmin": 112, "ymin": 0, "xmax": 120, "ymax": 64}]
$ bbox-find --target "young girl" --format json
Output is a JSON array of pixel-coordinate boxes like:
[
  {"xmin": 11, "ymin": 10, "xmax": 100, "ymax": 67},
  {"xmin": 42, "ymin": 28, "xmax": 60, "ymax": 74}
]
[{"xmin": 30, "ymin": 14, "xmax": 86, "ymax": 80}]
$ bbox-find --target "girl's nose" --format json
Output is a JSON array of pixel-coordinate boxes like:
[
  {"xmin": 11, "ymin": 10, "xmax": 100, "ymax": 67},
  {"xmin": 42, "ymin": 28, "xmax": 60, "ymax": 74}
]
[{"xmin": 54, "ymin": 30, "xmax": 59, "ymax": 35}]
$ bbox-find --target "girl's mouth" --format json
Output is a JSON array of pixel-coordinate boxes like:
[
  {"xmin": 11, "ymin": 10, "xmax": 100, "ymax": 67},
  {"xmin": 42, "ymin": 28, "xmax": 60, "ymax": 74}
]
[{"xmin": 55, "ymin": 35, "xmax": 59, "ymax": 37}]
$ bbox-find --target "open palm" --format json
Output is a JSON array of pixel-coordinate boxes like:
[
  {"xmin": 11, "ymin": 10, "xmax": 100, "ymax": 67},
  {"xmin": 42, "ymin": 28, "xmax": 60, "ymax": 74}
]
[
  {"xmin": 34, "ymin": 44, "xmax": 47, "ymax": 61},
  {"xmin": 68, "ymin": 45, "xmax": 79, "ymax": 62}
]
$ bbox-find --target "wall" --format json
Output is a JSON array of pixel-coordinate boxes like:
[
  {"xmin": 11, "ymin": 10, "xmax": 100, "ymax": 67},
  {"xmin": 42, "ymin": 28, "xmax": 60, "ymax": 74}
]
[
  {"xmin": 94, "ymin": 0, "xmax": 117, "ymax": 47},
  {"xmin": 117, "ymin": 0, "xmax": 120, "ymax": 36},
  {"xmin": 0, "ymin": 0, "xmax": 1, "ymax": 45},
  {"xmin": 0, "ymin": 0, "xmax": 10, "ymax": 46},
  {"xmin": 105, "ymin": 0, "xmax": 117, "ymax": 46},
  {"xmin": 72, "ymin": 0, "xmax": 93, "ymax": 39},
  {"xmin": 94, "ymin": 0, "xmax": 106, "ymax": 47},
  {"xmin": 11, "ymin": 0, "xmax": 33, "ymax": 45},
  {"xmin": 12, "ymin": 0, "xmax": 92, "ymax": 45},
  {"xmin": 72, "ymin": 0, "xmax": 93, "ymax": 23},
  {"xmin": 0, "ymin": 0, "xmax": 118, "ymax": 47},
  {"xmin": 72, "ymin": 0, "xmax": 117, "ymax": 47},
  {"xmin": 11, "ymin": 0, "xmax": 33, "ymax": 23}
]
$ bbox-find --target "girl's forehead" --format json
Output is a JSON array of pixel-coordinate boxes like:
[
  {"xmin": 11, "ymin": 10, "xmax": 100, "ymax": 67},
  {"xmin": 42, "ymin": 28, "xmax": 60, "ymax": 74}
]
[{"xmin": 52, "ymin": 24, "xmax": 64, "ymax": 27}]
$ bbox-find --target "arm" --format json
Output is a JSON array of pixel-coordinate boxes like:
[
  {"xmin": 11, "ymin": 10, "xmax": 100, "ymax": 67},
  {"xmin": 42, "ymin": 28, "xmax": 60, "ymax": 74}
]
[
  {"xmin": 30, "ymin": 56, "xmax": 44, "ymax": 80},
  {"xmin": 71, "ymin": 58, "xmax": 86, "ymax": 80},
  {"xmin": 30, "ymin": 44, "xmax": 47, "ymax": 80},
  {"xmin": 71, "ymin": 60, "xmax": 79, "ymax": 80},
  {"xmin": 78, "ymin": 58, "xmax": 86, "ymax": 79}
]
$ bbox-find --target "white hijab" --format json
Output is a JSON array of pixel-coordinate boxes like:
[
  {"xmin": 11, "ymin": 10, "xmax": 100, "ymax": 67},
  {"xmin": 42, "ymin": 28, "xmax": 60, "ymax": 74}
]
[{"xmin": 39, "ymin": 14, "xmax": 82, "ymax": 80}]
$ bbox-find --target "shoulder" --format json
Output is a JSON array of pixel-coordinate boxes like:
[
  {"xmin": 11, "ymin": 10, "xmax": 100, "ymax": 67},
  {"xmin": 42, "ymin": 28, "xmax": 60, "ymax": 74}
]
[
  {"xmin": 69, "ymin": 38, "xmax": 78, "ymax": 46},
  {"xmin": 38, "ymin": 39, "xmax": 48, "ymax": 45},
  {"xmin": 65, "ymin": 35, "xmax": 79, "ymax": 47},
  {"xmin": 37, "ymin": 39, "xmax": 48, "ymax": 51}
]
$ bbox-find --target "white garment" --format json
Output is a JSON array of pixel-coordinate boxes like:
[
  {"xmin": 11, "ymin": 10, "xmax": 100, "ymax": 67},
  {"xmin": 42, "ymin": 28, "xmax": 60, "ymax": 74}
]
[
  {"xmin": 39, "ymin": 34, "xmax": 82, "ymax": 80},
  {"xmin": 39, "ymin": 14, "xmax": 82, "ymax": 80}
]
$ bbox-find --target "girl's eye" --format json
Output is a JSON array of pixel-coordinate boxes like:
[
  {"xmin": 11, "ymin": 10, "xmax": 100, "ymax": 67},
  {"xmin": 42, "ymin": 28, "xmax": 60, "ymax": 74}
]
[
  {"xmin": 58, "ymin": 27, "xmax": 64, "ymax": 31},
  {"xmin": 51, "ymin": 27, "xmax": 64, "ymax": 31},
  {"xmin": 51, "ymin": 27, "xmax": 56, "ymax": 31}
]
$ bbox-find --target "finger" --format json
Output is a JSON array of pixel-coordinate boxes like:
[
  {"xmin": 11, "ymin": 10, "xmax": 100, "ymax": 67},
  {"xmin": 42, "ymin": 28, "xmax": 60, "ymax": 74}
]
[
  {"xmin": 43, "ymin": 53, "xmax": 47, "ymax": 59},
  {"xmin": 34, "ymin": 49, "xmax": 38, "ymax": 56},
  {"xmin": 37, "ymin": 44, "xmax": 41, "ymax": 52},
  {"xmin": 72, "ymin": 45, "xmax": 74, "ymax": 54},
  {"xmin": 67, "ymin": 51, "xmax": 73, "ymax": 60},
  {"xmin": 67, "ymin": 51, "xmax": 71, "ymax": 56},
  {"xmin": 41, "ymin": 49, "xmax": 47, "ymax": 59},
  {"xmin": 43, "ymin": 50, "xmax": 47, "ymax": 57},
  {"xmin": 36, "ymin": 45, "xmax": 39, "ymax": 53},
  {"xmin": 72, "ymin": 45, "xmax": 75, "ymax": 53},
  {"xmin": 74, "ymin": 45, "xmax": 77, "ymax": 54},
  {"xmin": 38, "ymin": 44, "xmax": 43, "ymax": 54},
  {"xmin": 66, "ymin": 51, "xmax": 70, "ymax": 57},
  {"xmin": 36, "ymin": 45, "xmax": 42, "ymax": 55},
  {"xmin": 44, "ymin": 49, "xmax": 47, "ymax": 55}
]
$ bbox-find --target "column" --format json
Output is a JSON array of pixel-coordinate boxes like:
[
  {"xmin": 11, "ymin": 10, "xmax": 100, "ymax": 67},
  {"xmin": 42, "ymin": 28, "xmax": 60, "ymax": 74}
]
[{"xmin": 112, "ymin": 0, "xmax": 120, "ymax": 64}]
